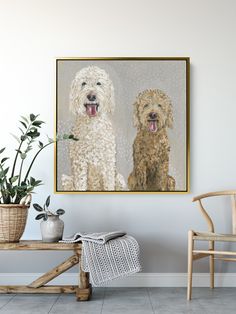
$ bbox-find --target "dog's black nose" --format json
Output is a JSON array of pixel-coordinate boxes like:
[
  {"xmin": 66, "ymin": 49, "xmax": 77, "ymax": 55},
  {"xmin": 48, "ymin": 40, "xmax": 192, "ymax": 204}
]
[
  {"xmin": 87, "ymin": 94, "xmax": 96, "ymax": 102},
  {"xmin": 149, "ymin": 112, "xmax": 157, "ymax": 119}
]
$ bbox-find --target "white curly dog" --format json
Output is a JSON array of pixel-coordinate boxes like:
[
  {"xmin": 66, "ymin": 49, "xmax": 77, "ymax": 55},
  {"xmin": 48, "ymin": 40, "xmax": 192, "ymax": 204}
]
[{"xmin": 62, "ymin": 66, "xmax": 126, "ymax": 191}]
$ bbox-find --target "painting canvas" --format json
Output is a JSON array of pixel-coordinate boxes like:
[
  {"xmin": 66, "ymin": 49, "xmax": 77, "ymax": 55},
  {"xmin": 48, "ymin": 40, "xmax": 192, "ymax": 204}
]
[{"xmin": 55, "ymin": 58, "xmax": 190, "ymax": 193}]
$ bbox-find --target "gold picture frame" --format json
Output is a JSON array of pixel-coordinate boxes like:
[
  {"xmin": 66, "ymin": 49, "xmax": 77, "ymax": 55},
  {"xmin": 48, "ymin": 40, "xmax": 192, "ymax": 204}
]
[{"xmin": 55, "ymin": 57, "xmax": 190, "ymax": 194}]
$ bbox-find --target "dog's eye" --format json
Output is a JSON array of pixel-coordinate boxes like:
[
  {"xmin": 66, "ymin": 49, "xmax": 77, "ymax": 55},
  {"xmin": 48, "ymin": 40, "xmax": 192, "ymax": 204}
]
[
  {"xmin": 81, "ymin": 82, "xmax": 87, "ymax": 87},
  {"xmin": 97, "ymin": 82, "xmax": 101, "ymax": 86},
  {"xmin": 158, "ymin": 104, "xmax": 162, "ymax": 108},
  {"xmin": 144, "ymin": 104, "xmax": 149, "ymax": 108}
]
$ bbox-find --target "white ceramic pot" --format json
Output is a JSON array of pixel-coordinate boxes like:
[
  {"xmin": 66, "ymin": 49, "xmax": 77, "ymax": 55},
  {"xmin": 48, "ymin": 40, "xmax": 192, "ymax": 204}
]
[{"xmin": 40, "ymin": 215, "xmax": 64, "ymax": 243}]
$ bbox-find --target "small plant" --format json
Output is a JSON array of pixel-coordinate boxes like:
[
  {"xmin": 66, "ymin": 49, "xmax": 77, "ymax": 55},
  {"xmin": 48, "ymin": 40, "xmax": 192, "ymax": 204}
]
[
  {"xmin": 0, "ymin": 113, "xmax": 77, "ymax": 204},
  {"xmin": 33, "ymin": 195, "xmax": 65, "ymax": 221}
]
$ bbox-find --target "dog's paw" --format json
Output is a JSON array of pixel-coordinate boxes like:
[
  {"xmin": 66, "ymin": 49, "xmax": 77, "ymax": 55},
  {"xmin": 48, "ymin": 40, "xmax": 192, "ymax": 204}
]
[
  {"xmin": 136, "ymin": 169, "xmax": 147, "ymax": 189},
  {"xmin": 115, "ymin": 173, "xmax": 128, "ymax": 191},
  {"xmin": 167, "ymin": 175, "xmax": 176, "ymax": 191}
]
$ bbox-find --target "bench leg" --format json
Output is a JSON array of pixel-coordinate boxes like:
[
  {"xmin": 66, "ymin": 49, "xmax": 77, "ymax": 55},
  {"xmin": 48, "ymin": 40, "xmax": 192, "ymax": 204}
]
[{"xmin": 76, "ymin": 258, "xmax": 92, "ymax": 301}]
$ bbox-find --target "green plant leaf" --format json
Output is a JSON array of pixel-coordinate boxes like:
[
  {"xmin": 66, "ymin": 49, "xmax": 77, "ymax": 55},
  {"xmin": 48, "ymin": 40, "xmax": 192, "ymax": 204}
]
[
  {"xmin": 35, "ymin": 180, "xmax": 42, "ymax": 184},
  {"xmin": 20, "ymin": 116, "xmax": 29, "ymax": 124},
  {"xmin": 32, "ymin": 120, "xmax": 45, "ymax": 127},
  {"xmin": 30, "ymin": 114, "xmax": 36, "ymax": 122},
  {"xmin": 56, "ymin": 209, "xmax": 65, "ymax": 216},
  {"xmin": 0, "ymin": 171, "xmax": 5, "ymax": 179},
  {"xmin": 30, "ymin": 177, "xmax": 40, "ymax": 187},
  {"xmin": 0, "ymin": 148, "xmax": 5, "ymax": 154},
  {"xmin": 10, "ymin": 133, "xmax": 20, "ymax": 143},
  {"xmin": 27, "ymin": 187, "xmax": 34, "ymax": 193},
  {"xmin": 10, "ymin": 176, "xmax": 19, "ymax": 184},
  {"xmin": 34, "ymin": 180, "xmax": 43, "ymax": 187},
  {"xmin": 20, "ymin": 152, "xmax": 27, "ymax": 160},
  {"xmin": 45, "ymin": 195, "xmax": 50, "ymax": 208},
  {"xmin": 3, "ymin": 167, "xmax": 9, "ymax": 175},
  {"xmin": 0, "ymin": 167, "xmax": 9, "ymax": 180},
  {"xmin": 47, "ymin": 136, "xmax": 54, "ymax": 143},
  {"xmin": 20, "ymin": 121, "xmax": 27, "ymax": 129},
  {"xmin": 20, "ymin": 135, "xmax": 27, "ymax": 141},
  {"xmin": 33, "ymin": 203, "xmax": 43, "ymax": 212},
  {"xmin": 25, "ymin": 145, "xmax": 32, "ymax": 153},
  {"xmin": 30, "ymin": 177, "xmax": 35, "ymax": 184},
  {"xmin": 1, "ymin": 157, "xmax": 9, "ymax": 164},
  {"xmin": 18, "ymin": 127, "xmax": 24, "ymax": 134},
  {"xmin": 27, "ymin": 131, "xmax": 40, "ymax": 139},
  {"xmin": 35, "ymin": 213, "xmax": 46, "ymax": 220},
  {"xmin": 30, "ymin": 127, "xmax": 37, "ymax": 132}
]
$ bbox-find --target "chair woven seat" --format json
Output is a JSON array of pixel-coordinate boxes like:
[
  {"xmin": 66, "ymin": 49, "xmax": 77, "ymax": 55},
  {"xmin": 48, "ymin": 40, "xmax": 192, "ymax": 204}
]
[{"xmin": 193, "ymin": 231, "xmax": 236, "ymax": 242}]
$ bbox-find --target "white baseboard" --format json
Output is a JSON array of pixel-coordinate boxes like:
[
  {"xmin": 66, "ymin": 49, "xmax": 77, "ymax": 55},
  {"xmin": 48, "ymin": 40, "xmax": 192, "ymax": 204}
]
[{"xmin": 0, "ymin": 273, "xmax": 236, "ymax": 287}]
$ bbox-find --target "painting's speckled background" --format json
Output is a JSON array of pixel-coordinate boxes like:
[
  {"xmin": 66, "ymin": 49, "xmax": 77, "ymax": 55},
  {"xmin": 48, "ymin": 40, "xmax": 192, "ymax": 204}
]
[{"xmin": 57, "ymin": 60, "xmax": 187, "ymax": 191}]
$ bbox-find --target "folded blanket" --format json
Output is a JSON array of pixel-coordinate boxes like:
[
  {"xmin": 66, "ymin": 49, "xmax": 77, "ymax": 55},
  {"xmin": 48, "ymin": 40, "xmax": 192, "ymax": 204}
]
[
  {"xmin": 61, "ymin": 231, "xmax": 141, "ymax": 286},
  {"xmin": 60, "ymin": 231, "xmax": 126, "ymax": 244}
]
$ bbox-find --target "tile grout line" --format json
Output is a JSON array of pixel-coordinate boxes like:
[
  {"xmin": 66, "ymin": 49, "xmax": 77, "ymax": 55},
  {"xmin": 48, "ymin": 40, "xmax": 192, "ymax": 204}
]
[
  {"xmin": 47, "ymin": 294, "xmax": 61, "ymax": 314},
  {"xmin": 0, "ymin": 294, "xmax": 16, "ymax": 311},
  {"xmin": 100, "ymin": 287, "xmax": 106, "ymax": 314},
  {"xmin": 147, "ymin": 288, "xmax": 156, "ymax": 314}
]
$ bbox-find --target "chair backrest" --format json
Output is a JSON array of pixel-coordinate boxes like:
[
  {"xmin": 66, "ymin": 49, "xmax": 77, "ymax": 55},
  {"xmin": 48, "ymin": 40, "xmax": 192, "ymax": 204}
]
[{"xmin": 192, "ymin": 190, "xmax": 236, "ymax": 234}]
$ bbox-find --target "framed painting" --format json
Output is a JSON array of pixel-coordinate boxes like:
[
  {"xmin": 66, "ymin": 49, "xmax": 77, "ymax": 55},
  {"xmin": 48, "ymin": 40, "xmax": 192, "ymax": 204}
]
[{"xmin": 55, "ymin": 57, "xmax": 190, "ymax": 194}]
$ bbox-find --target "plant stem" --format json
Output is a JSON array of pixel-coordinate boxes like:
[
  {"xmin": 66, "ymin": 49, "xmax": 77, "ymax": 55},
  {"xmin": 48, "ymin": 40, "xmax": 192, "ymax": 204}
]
[
  {"xmin": 0, "ymin": 163, "xmax": 7, "ymax": 203},
  {"xmin": 23, "ymin": 141, "xmax": 54, "ymax": 183},
  {"xmin": 11, "ymin": 141, "xmax": 23, "ymax": 179},
  {"xmin": 11, "ymin": 122, "xmax": 32, "ymax": 178},
  {"xmin": 18, "ymin": 159, "xmax": 24, "ymax": 186},
  {"xmin": 18, "ymin": 137, "xmax": 34, "ymax": 186},
  {"xmin": 0, "ymin": 163, "xmax": 7, "ymax": 182}
]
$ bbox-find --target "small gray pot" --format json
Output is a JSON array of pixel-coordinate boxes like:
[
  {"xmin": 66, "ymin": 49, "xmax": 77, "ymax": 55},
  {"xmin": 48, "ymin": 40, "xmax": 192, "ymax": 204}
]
[{"xmin": 40, "ymin": 215, "xmax": 64, "ymax": 243}]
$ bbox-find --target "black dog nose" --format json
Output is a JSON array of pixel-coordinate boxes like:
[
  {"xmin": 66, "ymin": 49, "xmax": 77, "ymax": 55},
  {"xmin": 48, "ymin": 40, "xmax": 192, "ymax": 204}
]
[
  {"xmin": 149, "ymin": 112, "xmax": 157, "ymax": 119},
  {"xmin": 87, "ymin": 94, "xmax": 96, "ymax": 101}
]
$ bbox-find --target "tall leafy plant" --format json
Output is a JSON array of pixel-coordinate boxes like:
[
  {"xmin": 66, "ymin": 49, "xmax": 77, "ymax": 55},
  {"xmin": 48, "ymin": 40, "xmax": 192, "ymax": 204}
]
[{"xmin": 0, "ymin": 114, "xmax": 77, "ymax": 204}]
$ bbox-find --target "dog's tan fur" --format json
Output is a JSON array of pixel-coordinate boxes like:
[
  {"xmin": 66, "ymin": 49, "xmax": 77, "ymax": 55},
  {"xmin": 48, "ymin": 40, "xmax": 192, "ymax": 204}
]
[{"xmin": 128, "ymin": 89, "xmax": 175, "ymax": 191}]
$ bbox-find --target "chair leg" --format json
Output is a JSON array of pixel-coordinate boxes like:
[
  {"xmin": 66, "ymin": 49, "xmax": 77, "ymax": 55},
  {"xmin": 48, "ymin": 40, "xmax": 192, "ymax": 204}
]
[
  {"xmin": 187, "ymin": 230, "xmax": 194, "ymax": 300},
  {"xmin": 209, "ymin": 240, "xmax": 214, "ymax": 289}
]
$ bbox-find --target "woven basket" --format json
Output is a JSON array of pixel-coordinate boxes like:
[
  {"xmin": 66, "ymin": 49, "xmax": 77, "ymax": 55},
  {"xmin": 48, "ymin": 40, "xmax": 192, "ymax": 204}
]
[{"xmin": 0, "ymin": 195, "xmax": 31, "ymax": 243}]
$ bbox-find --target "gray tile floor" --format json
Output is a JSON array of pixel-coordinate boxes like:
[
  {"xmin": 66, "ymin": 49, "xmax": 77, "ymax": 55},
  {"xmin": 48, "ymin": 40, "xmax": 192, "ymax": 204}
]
[{"xmin": 0, "ymin": 288, "xmax": 235, "ymax": 314}]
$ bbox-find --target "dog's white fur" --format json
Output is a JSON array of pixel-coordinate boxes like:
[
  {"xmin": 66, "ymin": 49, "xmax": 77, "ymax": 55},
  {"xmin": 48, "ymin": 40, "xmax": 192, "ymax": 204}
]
[{"xmin": 62, "ymin": 66, "xmax": 126, "ymax": 191}]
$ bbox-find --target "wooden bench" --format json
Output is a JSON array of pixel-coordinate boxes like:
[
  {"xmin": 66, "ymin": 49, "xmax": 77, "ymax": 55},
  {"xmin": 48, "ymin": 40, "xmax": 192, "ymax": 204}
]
[{"xmin": 0, "ymin": 240, "xmax": 92, "ymax": 301}]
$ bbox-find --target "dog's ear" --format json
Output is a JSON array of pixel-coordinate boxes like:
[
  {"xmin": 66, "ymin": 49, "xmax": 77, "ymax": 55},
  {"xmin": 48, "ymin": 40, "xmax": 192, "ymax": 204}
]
[
  {"xmin": 69, "ymin": 78, "xmax": 79, "ymax": 115},
  {"xmin": 166, "ymin": 101, "xmax": 174, "ymax": 128},
  {"xmin": 108, "ymin": 82, "xmax": 115, "ymax": 114},
  {"xmin": 133, "ymin": 101, "xmax": 140, "ymax": 128}
]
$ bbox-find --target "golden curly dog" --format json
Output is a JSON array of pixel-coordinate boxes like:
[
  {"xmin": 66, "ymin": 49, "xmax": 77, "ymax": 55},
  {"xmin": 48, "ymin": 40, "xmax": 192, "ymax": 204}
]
[{"xmin": 128, "ymin": 89, "xmax": 175, "ymax": 191}]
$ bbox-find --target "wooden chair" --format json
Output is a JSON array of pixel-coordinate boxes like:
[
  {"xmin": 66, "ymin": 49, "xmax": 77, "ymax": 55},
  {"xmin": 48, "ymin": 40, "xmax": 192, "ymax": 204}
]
[{"xmin": 187, "ymin": 190, "xmax": 236, "ymax": 300}]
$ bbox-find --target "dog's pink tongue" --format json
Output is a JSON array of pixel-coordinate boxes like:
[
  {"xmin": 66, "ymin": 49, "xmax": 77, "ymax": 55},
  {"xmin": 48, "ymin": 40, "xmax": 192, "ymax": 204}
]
[
  {"xmin": 86, "ymin": 105, "xmax": 97, "ymax": 117},
  {"xmin": 149, "ymin": 121, "xmax": 157, "ymax": 132}
]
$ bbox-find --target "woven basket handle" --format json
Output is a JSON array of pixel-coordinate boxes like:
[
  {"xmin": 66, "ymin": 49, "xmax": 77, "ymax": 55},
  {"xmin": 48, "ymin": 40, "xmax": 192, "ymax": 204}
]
[{"xmin": 20, "ymin": 194, "xmax": 32, "ymax": 206}]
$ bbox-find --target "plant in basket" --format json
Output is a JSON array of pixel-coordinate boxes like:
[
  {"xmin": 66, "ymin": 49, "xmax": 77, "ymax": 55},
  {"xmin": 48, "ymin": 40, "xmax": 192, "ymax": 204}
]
[{"xmin": 0, "ymin": 113, "xmax": 77, "ymax": 242}]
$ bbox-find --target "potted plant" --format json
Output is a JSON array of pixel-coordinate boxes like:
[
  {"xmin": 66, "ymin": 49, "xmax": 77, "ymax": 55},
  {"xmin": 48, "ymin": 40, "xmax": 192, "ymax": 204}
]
[
  {"xmin": 0, "ymin": 113, "xmax": 76, "ymax": 243},
  {"xmin": 33, "ymin": 195, "xmax": 65, "ymax": 242}
]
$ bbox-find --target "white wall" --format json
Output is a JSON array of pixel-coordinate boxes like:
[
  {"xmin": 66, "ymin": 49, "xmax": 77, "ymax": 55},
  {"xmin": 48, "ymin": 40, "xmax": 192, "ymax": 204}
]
[{"xmin": 0, "ymin": 0, "xmax": 236, "ymax": 276}]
